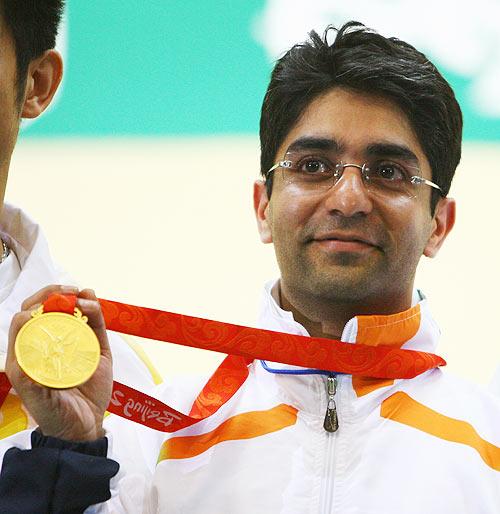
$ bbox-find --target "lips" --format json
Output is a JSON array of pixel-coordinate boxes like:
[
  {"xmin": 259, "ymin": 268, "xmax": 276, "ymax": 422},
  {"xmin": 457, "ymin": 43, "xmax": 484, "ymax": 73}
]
[
  {"xmin": 310, "ymin": 232, "xmax": 381, "ymax": 252},
  {"xmin": 313, "ymin": 232, "xmax": 378, "ymax": 247}
]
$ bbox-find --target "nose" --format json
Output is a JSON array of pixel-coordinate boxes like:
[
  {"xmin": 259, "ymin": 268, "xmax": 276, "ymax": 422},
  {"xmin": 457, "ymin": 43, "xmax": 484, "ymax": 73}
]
[{"xmin": 323, "ymin": 166, "xmax": 373, "ymax": 217}]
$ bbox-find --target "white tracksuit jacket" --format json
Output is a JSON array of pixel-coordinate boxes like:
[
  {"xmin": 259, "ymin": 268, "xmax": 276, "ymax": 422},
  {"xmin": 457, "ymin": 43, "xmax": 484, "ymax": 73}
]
[{"xmin": 100, "ymin": 282, "xmax": 500, "ymax": 514}]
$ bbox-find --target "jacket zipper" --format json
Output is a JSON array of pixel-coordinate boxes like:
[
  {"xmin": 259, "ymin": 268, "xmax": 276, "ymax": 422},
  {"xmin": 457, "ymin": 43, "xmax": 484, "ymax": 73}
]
[
  {"xmin": 320, "ymin": 374, "xmax": 339, "ymax": 514},
  {"xmin": 323, "ymin": 375, "xmax": 339, "ymax": 432}
]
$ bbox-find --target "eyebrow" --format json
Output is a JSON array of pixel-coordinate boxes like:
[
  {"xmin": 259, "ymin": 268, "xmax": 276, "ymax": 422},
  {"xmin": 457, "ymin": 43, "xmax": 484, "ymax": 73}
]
[
  {"xmin": 285, "ymin": 137, "xmax": 343, "ymax": 154},
  {"xmin": 284, "ymin": 138, "xmax": 421, "ymax": 166},
  {"xmin": 365, "ymin": 143, "xmax": 420, "ymax": 166}
]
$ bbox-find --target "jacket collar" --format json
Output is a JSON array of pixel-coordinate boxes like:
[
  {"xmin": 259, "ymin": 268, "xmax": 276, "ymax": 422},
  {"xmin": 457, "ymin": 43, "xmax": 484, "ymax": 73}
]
[{"xmin": 257, "ymin": 279, "xmax": 441, "ymax": 373}]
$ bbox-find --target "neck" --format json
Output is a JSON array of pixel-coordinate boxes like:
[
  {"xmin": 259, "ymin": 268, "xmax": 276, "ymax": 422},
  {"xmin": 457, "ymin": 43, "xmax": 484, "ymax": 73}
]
[{"xmin": 278, "ymin": 281, "xmax": 414, "ymax": 340}]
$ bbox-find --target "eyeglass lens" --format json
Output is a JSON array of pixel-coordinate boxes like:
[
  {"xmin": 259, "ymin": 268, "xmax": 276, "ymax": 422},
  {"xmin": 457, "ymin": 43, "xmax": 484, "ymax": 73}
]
[{"xmin": 279, "ymin": 149, "xmax": 422, "ymax": 198}]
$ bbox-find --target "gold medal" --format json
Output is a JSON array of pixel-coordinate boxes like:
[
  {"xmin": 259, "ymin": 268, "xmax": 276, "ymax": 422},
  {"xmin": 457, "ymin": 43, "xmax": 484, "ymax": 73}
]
[{"xmin": 14, "ymin": 305, "xmax": 100, "ymax": 389}]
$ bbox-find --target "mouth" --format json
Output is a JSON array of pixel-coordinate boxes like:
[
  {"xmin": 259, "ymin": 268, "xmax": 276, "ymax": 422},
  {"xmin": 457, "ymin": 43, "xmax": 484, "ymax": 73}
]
[{"xmin": 310, "ymin": 233, "xmax": 380, "ymax": 253}]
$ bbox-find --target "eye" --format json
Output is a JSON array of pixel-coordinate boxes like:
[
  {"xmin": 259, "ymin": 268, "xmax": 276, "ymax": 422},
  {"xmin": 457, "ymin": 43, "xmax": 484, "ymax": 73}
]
[
  {"xmin": 298, "ymin": 157, "xmax": 331, "ymax": 174},
  {"xmin": 371, "ymin": 161, "xmax": 408, "ymax": 181}
]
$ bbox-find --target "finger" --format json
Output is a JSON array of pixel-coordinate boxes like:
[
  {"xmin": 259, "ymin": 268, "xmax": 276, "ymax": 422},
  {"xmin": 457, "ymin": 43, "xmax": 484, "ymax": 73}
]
[
  {"xmin": 77, "ymin": 289, "xmax": 101, "ymax": 325},
  {"xmin": 75, "ymin": 295, "xmax": 112, "ymax": 359},
  {"xmin": 21, "ymin": 284, "xmax": 79, "ymax": 311},
  {"xmin": 78, "ymin": 288, "xmax": 98, "ymax": 301}
]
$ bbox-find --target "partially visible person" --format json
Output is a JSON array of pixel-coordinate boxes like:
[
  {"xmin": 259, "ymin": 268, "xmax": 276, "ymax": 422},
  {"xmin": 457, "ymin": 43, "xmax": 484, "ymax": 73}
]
[{"xmin": 0, "ymin": 1, "xmax": 161, "ymax": 440}]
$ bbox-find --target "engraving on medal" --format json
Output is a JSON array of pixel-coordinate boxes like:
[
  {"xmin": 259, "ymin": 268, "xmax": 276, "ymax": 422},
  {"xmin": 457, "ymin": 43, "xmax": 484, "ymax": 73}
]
[{"xmin": 15, "ymin": 307, "xmax": 100, "ymax": 389}]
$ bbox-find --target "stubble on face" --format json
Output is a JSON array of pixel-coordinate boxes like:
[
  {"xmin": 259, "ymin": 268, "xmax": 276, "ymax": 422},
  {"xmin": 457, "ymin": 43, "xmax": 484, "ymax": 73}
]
[
  {"xmin": 267, "ymin": 88, "xmax": 435, "ymax": 321},
  {"xmin": 272, "ymin": 202, "xmax": 425, "ymax": 306}
]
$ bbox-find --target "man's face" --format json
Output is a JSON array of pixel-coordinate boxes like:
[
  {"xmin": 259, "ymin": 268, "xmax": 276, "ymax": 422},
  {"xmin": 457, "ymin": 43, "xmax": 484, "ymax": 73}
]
[
  {"xmin": 0, "ymin": 19, "xmax": 23, "ymax": 206},
  {"xmin": 256, "ymin": 87, "xmax": 446, "ymax": 310}
]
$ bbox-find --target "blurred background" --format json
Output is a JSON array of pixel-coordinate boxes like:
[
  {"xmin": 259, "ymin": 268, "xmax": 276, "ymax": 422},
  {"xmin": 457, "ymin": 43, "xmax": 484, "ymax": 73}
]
[{"xmin": 5, "ymin": 0, "xmax": 500, "ymax": 386}]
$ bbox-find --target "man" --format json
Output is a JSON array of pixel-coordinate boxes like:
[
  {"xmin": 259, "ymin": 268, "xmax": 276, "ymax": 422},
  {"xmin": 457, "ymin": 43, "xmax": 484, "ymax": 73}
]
[
  {"xmin": 2, "ymin": 21, "xmax": 500, "ymax": 513},
  {"xmin": 0, "ymin": 1, "xmax": 160, "ymax": 440}
]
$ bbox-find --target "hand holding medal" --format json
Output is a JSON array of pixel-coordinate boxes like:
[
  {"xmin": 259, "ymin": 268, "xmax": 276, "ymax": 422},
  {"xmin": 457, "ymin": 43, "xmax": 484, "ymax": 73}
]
[{"xmin": 5, "ymin": 285, "xmax": 113, "ymax": 442}]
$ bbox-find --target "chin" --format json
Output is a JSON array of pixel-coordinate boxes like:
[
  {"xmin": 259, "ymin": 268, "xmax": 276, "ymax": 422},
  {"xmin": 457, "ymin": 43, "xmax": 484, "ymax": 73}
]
[{"xmin": 307, "ymin": 268, "xmax": 380, "ymax": 301}]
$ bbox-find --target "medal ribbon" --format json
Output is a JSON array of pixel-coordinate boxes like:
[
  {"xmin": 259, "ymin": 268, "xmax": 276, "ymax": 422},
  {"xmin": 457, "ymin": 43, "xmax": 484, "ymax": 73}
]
[{"xmin": 2, "ymin": 293, "xmax": 446, "ymax": 433}]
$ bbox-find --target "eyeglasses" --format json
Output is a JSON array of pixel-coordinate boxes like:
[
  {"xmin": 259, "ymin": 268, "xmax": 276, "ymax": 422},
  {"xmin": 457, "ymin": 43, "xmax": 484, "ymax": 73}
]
[{"xmin": 265, "ymin": 150, "xmax": 443, "ymax": 199}]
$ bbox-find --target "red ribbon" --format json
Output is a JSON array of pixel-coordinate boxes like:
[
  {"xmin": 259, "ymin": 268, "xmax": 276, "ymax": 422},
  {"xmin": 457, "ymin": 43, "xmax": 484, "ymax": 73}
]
[
  {"xmin": 2, "ymin": 293, "xmax": 446, "ymax": 433},
  {"xmin": 0, "ymin": 374, "xmax": 11, "ymax": 410}
]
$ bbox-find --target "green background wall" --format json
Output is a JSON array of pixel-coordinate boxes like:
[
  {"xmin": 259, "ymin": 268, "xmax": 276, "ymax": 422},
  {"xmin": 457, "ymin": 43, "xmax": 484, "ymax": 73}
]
[{"xmin": 22, "ymin": 0, "xmax": 500, "ymax": 140}]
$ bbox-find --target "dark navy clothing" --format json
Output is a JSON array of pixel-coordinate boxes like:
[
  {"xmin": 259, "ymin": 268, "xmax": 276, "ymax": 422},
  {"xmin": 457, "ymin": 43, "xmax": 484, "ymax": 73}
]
[{"xmin": 0, "ymin": 431, "xmax": 118, "ymax": 514}]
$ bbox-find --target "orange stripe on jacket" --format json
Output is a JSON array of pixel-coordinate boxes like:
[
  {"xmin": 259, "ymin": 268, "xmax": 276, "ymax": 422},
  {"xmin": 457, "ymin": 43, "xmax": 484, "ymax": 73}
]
[
  {"xmin": 381, "ymin": 391, "xmax": 500, "ymax": 471},
  {"xmin": 0, "ymin": 394, "xmax": 28, "ymax": 439},
  {"xmin": 353, "ymin": 305, "xmax": 421, "ymax": 397},
  {"xmin": 158, "ymin": 404, "xmax": 298, "ymax": 462}
]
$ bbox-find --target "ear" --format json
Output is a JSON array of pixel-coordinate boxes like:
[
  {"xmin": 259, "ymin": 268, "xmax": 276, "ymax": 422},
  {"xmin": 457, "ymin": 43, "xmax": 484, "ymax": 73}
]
[
  {"xmin": 253, "ymin": 180, "xmax": 273, "ymax": 244},
  {"xmin": 21, "ymin": 49, "xmax": 63, "ymax": 119},
  {"xmin": 423, "ymin": 197, "xmax": 456, "ymax": 258}
]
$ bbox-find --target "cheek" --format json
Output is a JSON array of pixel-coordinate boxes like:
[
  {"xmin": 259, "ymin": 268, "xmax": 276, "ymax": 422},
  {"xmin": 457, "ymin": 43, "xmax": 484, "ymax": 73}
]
[
  {"xmin": 0, "ymin": 90, "xmax": 19, "ymax": 155},
  {"xmin": 269, "ymin": 191, "xmax": 318, "ymax": 240},
  {"xmin": 384, "ymin": 199, "xmax": 432, "ymax": 254}
]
